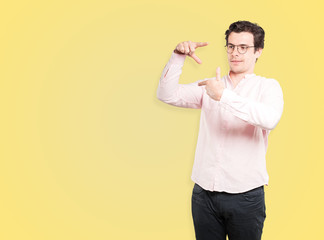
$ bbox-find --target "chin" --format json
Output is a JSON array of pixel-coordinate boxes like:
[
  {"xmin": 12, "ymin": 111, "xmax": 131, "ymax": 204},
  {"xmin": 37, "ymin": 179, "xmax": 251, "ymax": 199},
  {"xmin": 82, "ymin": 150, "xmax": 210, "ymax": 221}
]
[{"xmin": 230, "ymin": 67, "xmax": 243, "ymax": 74}]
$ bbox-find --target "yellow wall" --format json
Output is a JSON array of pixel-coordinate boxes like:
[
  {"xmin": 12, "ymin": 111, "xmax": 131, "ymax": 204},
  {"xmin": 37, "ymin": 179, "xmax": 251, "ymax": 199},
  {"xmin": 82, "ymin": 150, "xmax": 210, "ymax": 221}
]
[{"xmin": 1, "ymin": 0, "xmax": 323, "ymax": 239}]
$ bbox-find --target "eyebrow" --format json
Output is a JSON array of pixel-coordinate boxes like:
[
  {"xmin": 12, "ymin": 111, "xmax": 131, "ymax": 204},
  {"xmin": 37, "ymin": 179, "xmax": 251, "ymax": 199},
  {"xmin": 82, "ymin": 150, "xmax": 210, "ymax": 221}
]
[
  {"xmin": 228, "ymin": 43, "xmax": 250, "ymax": 46},
  {"xmin": 227, "ymin": 43, "xmax": 249, "ymax": 46}
]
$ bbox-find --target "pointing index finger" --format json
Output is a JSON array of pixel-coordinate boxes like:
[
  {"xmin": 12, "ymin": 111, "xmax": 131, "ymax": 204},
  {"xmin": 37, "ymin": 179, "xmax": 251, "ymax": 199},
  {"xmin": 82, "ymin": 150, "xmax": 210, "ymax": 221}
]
[
  {"xmin": 195, "ymin": 42, "xmax": 209, "ymax": 48},
  {"xmin": 198, "ymin": 80, "xmax": 207, "ymax": 86}
]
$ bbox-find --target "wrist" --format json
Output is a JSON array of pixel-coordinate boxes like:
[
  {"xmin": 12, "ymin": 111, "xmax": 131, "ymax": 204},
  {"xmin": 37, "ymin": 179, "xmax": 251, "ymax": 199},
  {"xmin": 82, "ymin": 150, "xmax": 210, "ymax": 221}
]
[{"xmin": 174, "ymin": 49, "xmax": 184, "ymax": 55}]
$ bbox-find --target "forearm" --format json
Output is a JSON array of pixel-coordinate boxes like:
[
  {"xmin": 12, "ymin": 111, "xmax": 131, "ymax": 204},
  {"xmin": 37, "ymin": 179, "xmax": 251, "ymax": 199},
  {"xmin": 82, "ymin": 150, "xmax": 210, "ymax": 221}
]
[
  {"xmin": 157, "ymin": 52, "xmax": 203, "ymax": 109},
  {"xmin": 157, "ymin": 52, "xmax": 186, "ymax": 103},
  {"xmin": 219, "ymin": 86, "xmax": 284, "ymax": 130}
]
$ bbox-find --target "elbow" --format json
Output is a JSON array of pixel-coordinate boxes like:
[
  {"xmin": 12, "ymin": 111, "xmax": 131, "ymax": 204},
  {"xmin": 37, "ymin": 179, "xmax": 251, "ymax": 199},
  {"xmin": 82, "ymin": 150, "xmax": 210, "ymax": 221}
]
[
  {"xmin": 156, "ymin": 88, "xmax": 177, "ymax": 104},
  {"xmin": 157, "ymin": 95, "xmax": 167, "ymax": 103},
  {"xmin": 262, "ymin": 112, "xmax": 282, "ymax": 130},
  {"xmin": 157, "ymin": 94, "xmax": 175, "ymax": 105},
  {"xmin": 264, "ymin": 121, "xmax": 278, "ymax": 131},
  {"xmin": 156, "ymin": 89, "xmax": 167, "ymax": 103}
]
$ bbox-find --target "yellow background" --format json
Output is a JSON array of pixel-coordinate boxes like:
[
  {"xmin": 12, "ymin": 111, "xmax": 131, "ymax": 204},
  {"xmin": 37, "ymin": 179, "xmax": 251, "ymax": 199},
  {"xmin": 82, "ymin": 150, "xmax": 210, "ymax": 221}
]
[{"xmin": 1, "ymin": 0, "xmax": 323, "ymax": 239}]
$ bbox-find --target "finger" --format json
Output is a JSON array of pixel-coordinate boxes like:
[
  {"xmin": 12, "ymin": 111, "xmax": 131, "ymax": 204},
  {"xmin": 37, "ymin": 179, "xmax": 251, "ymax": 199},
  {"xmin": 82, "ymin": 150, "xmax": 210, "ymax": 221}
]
[
  {"xmin": 198, "ymin": 80, "xmax": 207, "ymax": 86},
  {"xmin": 195, "ymin": 42, "xmax": 209, "ymax": 48},
  {"xmin": 216, "ymin": 67, "xmax": 221, "ymax": 81},
  {"xmin": 177, "ymin": 43, "xmax": 185, "ymax": 53},
  {"xmin": 190, "ymin": 53, "xmax": 202, "ymax": 64},
  {"xmin": 183, "ymin": 41, "xmax": 190, "ymax": 54},
  {"xmin": 188, "ymin": 41, "xmax": 196, "ymax": 55}
]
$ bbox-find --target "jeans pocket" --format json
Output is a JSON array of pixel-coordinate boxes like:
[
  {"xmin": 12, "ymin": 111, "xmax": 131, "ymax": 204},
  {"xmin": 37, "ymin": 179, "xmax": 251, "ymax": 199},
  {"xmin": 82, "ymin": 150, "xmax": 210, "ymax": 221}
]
[
  {"xmin": 193, "ymin": 183, "xmax": 204, "ymax": 195},
  {"xmin": 242, "ymin": 186, "xmax": 264, "ymax": 202}
]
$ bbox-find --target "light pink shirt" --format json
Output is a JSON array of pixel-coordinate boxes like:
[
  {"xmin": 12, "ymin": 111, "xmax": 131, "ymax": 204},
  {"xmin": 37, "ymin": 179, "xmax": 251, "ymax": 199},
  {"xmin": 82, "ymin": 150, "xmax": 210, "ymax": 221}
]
[{"xmin": 157, "ymin": 52, "xmax": 284, "ymax": 193}]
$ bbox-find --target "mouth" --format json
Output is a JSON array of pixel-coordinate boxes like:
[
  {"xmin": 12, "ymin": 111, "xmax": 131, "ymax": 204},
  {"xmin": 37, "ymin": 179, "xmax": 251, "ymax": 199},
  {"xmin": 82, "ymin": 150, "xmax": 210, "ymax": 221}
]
[{"xmin": 230, "ymin": 60, "xmax": 243, "ymax": 65}]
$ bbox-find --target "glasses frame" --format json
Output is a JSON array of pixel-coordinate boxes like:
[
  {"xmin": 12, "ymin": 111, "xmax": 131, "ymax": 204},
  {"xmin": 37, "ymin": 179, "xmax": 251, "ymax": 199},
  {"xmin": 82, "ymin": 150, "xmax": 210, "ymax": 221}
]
[{"xmin": 225, "ymin": 44, "xmax": 255, "ymax": 54}]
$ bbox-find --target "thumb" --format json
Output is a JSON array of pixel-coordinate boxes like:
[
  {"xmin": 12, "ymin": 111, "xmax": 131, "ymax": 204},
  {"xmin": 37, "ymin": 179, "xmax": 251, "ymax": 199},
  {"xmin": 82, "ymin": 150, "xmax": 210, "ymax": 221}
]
[
  {"xmin": 190, "ymin": 53, "xmax": 202, "ymax": 64},
  {"xmin": 216, "ymin": 67, "xmax": 221, "ymax": 81}
]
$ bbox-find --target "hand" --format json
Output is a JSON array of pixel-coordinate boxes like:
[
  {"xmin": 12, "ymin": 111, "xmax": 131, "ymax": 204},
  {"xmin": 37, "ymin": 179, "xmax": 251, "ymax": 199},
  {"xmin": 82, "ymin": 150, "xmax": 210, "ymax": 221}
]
[
  {"xmin": 174, "ymin": 41, "xmax": 209, "ymax": 64},
  {"xmin": 198, "ymin": 67, "xmax": 225, "ymax": 101}
]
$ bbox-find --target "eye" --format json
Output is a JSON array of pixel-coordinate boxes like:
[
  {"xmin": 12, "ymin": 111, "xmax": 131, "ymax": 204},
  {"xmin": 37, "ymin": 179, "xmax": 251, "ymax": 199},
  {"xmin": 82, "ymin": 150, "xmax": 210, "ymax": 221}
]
[
  {"xmin": 239, "ymin": 45, "xmax": 248, "ymax": 51},
  {"xmin": 228, "ymin": 45, "xmax": 234, "ymax": 49}
]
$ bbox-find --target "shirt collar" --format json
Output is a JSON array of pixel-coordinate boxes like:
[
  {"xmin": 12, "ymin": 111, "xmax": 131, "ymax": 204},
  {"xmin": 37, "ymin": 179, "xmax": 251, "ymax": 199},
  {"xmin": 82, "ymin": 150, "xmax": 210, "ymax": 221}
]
[
  {"xmin": 225, "ymin": 72, "xmax": 256, "ymax": 89},
  {"xmin": 226, "ymin": 72, "xmax": 256, "ymax": 80}
]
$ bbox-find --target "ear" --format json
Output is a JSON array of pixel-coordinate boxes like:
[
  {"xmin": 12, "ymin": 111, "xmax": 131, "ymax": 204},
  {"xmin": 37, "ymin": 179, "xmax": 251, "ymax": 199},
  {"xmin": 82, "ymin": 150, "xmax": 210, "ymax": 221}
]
[{"xmin": 255, "ymin": 48, "xmax": 263, "ymax": 59}]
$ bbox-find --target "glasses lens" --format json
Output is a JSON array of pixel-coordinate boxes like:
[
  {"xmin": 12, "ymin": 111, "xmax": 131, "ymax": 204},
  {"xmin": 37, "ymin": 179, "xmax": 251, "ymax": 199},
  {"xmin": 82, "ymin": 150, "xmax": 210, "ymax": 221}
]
[{"xmin": 238, "ymin": 46, "xmax": 247, "ymax": 54}]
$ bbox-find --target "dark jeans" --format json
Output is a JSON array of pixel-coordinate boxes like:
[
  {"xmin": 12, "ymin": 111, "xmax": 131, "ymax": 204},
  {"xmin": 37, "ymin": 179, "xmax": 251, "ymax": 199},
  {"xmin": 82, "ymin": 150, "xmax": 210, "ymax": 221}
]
[{"xmin": 192, "ymin": 183, "xmax": 266, "ymax": 240}]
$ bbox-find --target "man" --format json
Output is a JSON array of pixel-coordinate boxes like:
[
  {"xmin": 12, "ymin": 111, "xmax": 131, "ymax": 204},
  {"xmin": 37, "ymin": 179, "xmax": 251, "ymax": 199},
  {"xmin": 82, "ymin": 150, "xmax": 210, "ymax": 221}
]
[{"xmin": 156, "ymin": 21, "xmax": 284, "ymax": 240}]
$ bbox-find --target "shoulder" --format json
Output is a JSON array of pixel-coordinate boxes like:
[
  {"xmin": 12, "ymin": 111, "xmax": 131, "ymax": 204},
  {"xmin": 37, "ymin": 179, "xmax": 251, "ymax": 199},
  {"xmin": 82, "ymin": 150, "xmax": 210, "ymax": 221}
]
[
  {"xmin": 254, "ymin": 75, "xmax": 283, "ymax": 95},
  {"xmin": 254, "ymin": 75, "xmax": 282, "ymax": 87}
]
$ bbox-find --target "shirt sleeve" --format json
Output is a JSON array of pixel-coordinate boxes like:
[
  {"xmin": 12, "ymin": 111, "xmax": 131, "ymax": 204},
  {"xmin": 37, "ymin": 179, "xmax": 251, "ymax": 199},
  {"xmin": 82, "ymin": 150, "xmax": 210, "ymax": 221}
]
[
  {"xmin": 219, "ymin": 79, "xmax": 284, "ymax": 130},
  {"xmin": 156, "ymin": 52, "xmax": 204, "ymax": 109}
]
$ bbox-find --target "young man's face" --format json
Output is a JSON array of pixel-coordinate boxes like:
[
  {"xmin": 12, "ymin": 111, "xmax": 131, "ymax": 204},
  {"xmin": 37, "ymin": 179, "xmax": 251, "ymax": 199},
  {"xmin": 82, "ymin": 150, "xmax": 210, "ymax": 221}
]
[{"xmin": 227, "ymin": 32, "xmax": 262, "ymax": 75}]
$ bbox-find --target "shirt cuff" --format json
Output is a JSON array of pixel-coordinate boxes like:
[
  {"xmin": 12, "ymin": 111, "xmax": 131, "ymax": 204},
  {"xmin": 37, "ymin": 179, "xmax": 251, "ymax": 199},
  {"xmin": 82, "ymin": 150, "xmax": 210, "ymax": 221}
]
[
  {"xmin": 169, "ymin": 51, "xmax": 186, "ymax": 65},
  {"xmin": 219, "ymin": 88, "xmax": 233, "ymax": 104}
]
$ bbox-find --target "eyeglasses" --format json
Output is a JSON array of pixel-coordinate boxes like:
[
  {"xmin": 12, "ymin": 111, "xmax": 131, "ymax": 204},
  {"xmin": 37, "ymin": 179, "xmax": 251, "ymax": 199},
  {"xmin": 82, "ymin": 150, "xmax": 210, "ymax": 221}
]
[{"xmin": 225, "ymin": 44, "xmax": 255, "ymax": 54}]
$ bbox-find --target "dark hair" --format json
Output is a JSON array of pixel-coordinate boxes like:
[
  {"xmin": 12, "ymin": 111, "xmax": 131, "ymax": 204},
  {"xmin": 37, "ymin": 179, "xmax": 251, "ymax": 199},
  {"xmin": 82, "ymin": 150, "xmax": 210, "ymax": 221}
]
[{"xmin": 225, "ymin": 21, "xmax": 265, "ymax": 50}]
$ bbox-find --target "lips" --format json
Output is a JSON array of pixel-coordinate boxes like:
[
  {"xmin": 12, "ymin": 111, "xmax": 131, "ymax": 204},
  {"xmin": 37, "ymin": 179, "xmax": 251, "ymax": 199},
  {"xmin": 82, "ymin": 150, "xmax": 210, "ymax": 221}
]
[{"xmin": 230, "ymin": 60, "xmax": 243, "ymax": 65}]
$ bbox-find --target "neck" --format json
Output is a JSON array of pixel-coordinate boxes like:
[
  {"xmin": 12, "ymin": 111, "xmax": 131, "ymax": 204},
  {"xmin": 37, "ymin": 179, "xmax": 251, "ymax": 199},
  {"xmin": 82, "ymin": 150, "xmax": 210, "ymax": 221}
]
[{"xmin": 229, "ymin": 70, "xmax": 254, "ymax": 85}]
